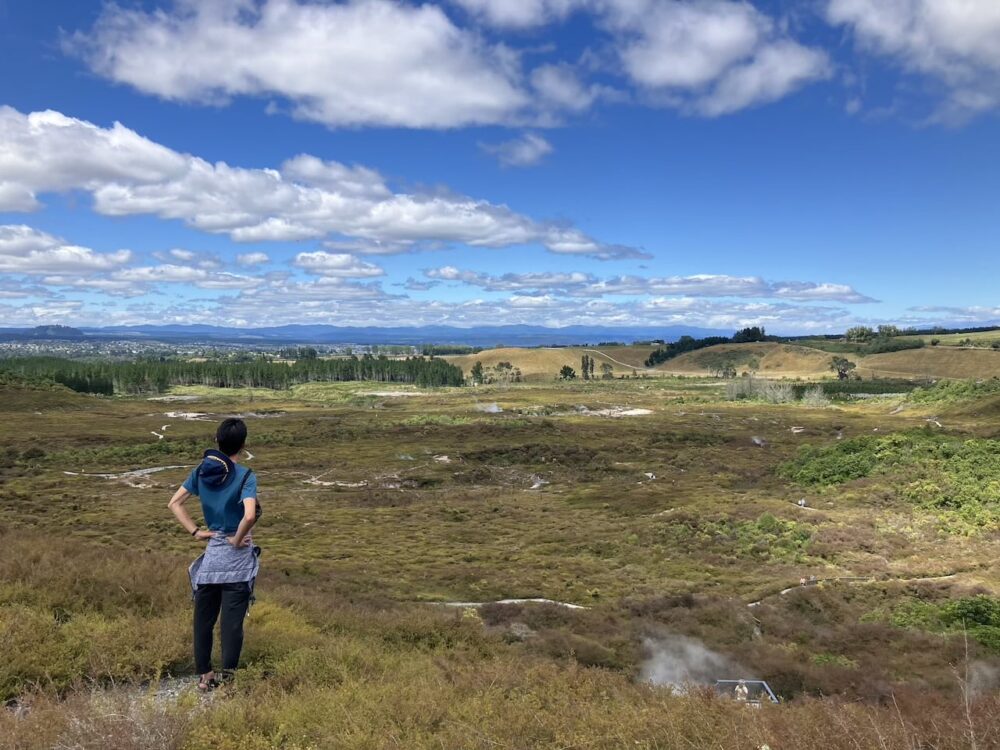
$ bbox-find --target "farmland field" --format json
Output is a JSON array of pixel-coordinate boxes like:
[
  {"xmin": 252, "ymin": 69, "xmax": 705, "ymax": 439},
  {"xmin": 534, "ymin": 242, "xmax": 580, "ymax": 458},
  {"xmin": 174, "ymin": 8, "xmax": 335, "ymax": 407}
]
[{"xmin": 2, "ymin": 374, "xmax": 999, "ymax": 748}]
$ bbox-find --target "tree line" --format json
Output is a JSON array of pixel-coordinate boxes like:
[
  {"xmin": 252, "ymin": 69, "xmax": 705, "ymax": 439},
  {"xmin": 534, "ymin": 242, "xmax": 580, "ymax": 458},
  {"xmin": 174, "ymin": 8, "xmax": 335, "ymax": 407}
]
[{"xmin": 0, "ymin": 355, "xmax": 465, "ymax": 395}]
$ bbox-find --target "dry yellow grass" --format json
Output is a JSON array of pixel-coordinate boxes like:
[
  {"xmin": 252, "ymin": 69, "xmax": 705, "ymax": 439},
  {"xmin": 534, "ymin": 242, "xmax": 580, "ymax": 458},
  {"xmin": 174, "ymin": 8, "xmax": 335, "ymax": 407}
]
[
  {"xmin": 450, "ymin": 341, "xmax": 1000, "ymax": 383},
  {"xmin": 446, "ymin": 346, "xmax": 661, "ymax": 381},
  {"xmin": 859, "ymin": 346, "xmax": 1000, "ymax": 379},
  {"xmin": 661, "ymin": 343, "xmax": 834, "ymax": 378}
]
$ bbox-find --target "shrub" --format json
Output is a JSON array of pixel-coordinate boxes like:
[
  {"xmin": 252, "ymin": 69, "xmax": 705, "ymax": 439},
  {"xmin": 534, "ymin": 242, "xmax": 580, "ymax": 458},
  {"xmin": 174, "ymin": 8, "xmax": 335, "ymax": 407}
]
[
  {"xmin": 725, "ymin": 378, "xmax": 795, "ymax": 404},
  {"xmin": 800, "ymin": 386, "xmax": 830, "ymax": 408}
]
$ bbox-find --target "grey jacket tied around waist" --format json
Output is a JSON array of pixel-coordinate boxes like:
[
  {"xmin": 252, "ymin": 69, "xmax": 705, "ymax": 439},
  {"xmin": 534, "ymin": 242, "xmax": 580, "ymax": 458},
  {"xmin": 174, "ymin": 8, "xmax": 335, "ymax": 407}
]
[{"xmin": 189, "ymin": 532, "xmax": 262, "ymax": 596}]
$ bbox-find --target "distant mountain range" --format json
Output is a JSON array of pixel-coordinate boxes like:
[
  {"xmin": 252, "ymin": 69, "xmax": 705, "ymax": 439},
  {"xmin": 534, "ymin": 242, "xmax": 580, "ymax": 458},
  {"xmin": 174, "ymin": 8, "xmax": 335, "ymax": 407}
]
[{"xmin": 0, "ymin": 324, "xmax": 732, "ymax": 347}]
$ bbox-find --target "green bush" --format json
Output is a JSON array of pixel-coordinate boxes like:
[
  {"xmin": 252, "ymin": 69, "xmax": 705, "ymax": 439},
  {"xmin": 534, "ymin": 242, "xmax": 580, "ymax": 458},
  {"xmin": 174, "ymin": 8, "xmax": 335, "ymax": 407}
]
[
  {"xmin": 909, "ymin": 378, "xmax": 1000, "ymax": 404},
  {"xmin": 889, "ymin": 595, "xmax": 1000, "ymax": 654},
  {"xmin": 780, "ymin": 431, "xmax": 1000, "ymax": 530}
]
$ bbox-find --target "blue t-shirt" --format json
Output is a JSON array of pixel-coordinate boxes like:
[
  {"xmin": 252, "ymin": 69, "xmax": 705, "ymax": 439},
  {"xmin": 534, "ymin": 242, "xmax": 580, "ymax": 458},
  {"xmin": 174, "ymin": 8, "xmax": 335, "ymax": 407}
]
[{"xmin": 183, "ymin": 464, "xmax": 257, "ymax": 533}]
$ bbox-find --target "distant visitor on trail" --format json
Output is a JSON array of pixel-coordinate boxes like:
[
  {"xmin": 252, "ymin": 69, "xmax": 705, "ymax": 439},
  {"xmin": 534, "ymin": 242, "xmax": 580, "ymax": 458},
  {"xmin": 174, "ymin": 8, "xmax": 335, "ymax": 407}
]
[{"xmin": 167, "ymin": 418, "xmax": 261, "ymax": 692}]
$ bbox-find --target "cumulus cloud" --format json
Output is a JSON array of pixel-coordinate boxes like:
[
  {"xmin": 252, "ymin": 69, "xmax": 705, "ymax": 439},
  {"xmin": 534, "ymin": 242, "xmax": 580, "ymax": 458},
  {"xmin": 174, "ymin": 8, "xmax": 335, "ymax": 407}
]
[
  {"xmin": 0, "ymin": 224, "xmax": 131, "ymax": 274},
  {"xmin": 481, "ymin": 132, "xmax": 554, "ymax": 167},
  {"xmin": 606, "ymin": 0, "xmax": 831, "ymax": 115},
  {"xmin": 236, "ymin": 252, "xmax": 270, "ymax": 267},
  {"xmin": 424, "ymin": 267, "xmax": 876, "ymax": 302},
  {"xmin": 0, "ymin": 109, "xmax": 188, "ymax": 212},
  {"xmin": 67, "ymin": 0, "xmax": 531, "ymax": 129},
  {"xmin": 450, "ymin": 0, "xmax": 586, "ymax": 28},
  {"xmin": 0, "ymin": 107, "xmax": 640, "ymax": 259},
  {"xmin": 530, "ymin": 63, "xmax": 606, "ymax": 113},
  {"xmin": 113, "ymin": 264, "xmax": 263, "ymax": 290},
  {"xmin": 166, "ymin": 248, "xmax": 197, "ymax": 262},
  {"xmin": 63, "ymin": 0, "xmax": 833, "ymax": 130},
  {"xmin": 293, "ymin": 251, "xmax": 385, "ymax": 278},
  {"xmin": 826, "ymin": 0, "xmax": 1000, "ymax": 120}
]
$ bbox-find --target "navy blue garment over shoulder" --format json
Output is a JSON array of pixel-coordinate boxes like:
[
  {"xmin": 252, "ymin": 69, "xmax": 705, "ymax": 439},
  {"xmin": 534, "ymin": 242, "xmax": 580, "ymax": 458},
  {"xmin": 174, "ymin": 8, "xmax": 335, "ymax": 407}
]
[{"xmin": 183, "ymin": 450, "xmax": 257, "ymax": 533}]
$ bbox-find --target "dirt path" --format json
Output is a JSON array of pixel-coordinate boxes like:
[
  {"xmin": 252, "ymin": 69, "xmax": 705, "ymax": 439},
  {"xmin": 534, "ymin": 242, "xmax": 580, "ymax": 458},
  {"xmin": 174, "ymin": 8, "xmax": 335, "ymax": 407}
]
[
  {"xmin": 437, "ymin": 598, "xmax": 588, "ymax": 610},
  {"xmin": 746, "ymin": 570, "xmax": 974, "ymax": 608},
  {"xmin": 580, "ymin": 349, "xmax": 658, "ymax": 373}
]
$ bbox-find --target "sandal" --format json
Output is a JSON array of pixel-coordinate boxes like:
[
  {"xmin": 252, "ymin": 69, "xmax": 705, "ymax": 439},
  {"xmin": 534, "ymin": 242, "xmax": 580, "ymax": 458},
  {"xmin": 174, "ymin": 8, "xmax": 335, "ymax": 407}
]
[{"xmin": 197, "ymin": 674, "xmax": 219, "ymax": 692}]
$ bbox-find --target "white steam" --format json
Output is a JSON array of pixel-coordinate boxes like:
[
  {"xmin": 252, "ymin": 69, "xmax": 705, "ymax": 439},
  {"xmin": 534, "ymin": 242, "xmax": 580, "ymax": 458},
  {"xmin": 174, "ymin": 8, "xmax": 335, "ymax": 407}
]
[{"xmin": 640, "ymin": 634, "xmax": 743, "ymax": 689}]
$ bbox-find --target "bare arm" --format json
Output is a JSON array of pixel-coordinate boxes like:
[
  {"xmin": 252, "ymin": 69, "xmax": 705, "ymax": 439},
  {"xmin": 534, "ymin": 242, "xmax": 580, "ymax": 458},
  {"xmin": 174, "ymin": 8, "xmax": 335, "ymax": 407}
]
[
  {"xmin": 228, "ymin": 497, "xmax": 257, "ymax": 548},
  {"xmin": 168, "ymin": 486, "xmax": 213, "ymax": 540}
]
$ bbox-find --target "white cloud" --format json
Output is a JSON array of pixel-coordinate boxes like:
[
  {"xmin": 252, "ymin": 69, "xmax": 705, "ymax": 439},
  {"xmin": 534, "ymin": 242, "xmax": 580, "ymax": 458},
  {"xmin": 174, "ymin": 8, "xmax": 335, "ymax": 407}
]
[
  {"xmin": 280, "ymin": 155, "xmax": 391, "ymax": 199},
  {"xmin": 236, "ymin": 252, "xmax": 270, "ymax": 267},
  {"xmin": 530, "ymin": 63, "xmax": 604, "ymax": 112},
  {"xmin": 0, "ymin": 109, "xmax": 188, "ymax": 212},
  {"xmin": 293, "ymin": 251, "xmax": 385, "ymax": 278},
  {"xmin": 0, "ymin": 280, "xmax": 862, "ymax": 331},
  {"xmin": 113, "ymin": 264, "xmax": 263, "ymax": 290},
  {"xmin": 63, "ymin": 0, "xmax": 833, "ymax": 131},
  {"xmin": 68, "ymin": 0, "xmax": 530, "ymax": 129},
  {"xmin": 322, "ymin": 239, "xmax": 414, "ymax": 256},
  {"xmin": 402, "ymin": 277, "xmax": 441, "ymax": 291},
  {"xmin": 0, "ymin": 224, "xmax": 131, "ymax": 274},
  {"xmin": 450, "ymin": 0, "xmax": 586, "ymax": 28},
  {"xmin": 0, "ymin": 279, "xmax": 54, "ymax": 299},
  {"xmin": 482, "ymin": 132, "xmax": 554, "ymax": 167},
  {"xmin": 605, "ymin": 0, "xmax": 830, "ymax": 115},
  {"xmin": 695, "ymin": 40, "xmax": 832, "ymax": 116},
  {"xmin": 769, "ymin": 281, "xmax": 875, "ymax": 303},
  {"xmin": 424, "ymin": 267, "xmax": 876, "ymax": 302},
  {"xmin": 827, "ymin": 0, "xmax": 1000, "ymax": 120},
  {"xmin": 507, "ymin": 294, "xmax": 561, "ymax": 308},
  {"xmin": 167, "ymin": 248, "xmax": 197, "ymax": 262},
  {"xmin": 0, "ymin": 106, "xmax": 639, "ymax": 259},
  {"xmin": 907, "ymin": 305, "xmax": 1000, "ymax": 324},
  {"xmin": 427, "ymin": 267, "xmax": 594, "ymax": 290}
]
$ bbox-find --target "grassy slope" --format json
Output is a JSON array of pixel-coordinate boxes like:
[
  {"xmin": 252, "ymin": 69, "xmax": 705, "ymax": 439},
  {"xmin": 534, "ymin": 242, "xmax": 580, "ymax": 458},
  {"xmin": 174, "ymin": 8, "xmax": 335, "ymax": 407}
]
[
  {"xmin": 448, "ymin": 341, "xmax": 1000, "ymax": 382},
  {"xmin": 858, "ymin": 346, "xmax": 1000, "ymax": 379},
  {"xmin": 658, "ymin": 342, "xmax": 834, "ymax": 378}
]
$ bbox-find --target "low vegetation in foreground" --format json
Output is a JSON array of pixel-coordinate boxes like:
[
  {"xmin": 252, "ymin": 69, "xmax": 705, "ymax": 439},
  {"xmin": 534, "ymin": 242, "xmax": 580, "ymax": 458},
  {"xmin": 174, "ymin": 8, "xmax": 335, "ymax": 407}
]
[{"xmin": 1, "ymin": 369, "xmax": 998, "ymax": 748}]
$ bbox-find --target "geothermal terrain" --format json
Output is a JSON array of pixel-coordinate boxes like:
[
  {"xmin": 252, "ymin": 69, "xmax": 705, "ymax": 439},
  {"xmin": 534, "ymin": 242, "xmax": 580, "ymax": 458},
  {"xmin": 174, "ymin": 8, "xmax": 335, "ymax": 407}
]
[{"xmin": 1, "ymin": 343, "xmax": 999, "ymax": 748}]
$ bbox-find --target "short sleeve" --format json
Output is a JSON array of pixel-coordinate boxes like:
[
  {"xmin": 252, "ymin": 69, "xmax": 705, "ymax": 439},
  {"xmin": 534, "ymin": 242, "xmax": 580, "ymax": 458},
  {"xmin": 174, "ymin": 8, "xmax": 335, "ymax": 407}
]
[
  {"xmin": 240, "ymin": 470, "xmax": 257, "ymax": 501},
  {"xmin": 182, "ymin": 468, "xmax": 199, "ymax": 495}
]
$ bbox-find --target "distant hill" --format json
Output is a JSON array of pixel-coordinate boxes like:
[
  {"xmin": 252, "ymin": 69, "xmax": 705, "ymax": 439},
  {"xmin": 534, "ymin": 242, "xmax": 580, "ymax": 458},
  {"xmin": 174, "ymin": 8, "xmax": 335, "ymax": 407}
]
[
  {"xmin": 0, "ymin": 325, "xmax": 85, "ymax": 341},
  {"xmin": 77, "ymin": 324, "xmax": 730, "ymax": 347}
]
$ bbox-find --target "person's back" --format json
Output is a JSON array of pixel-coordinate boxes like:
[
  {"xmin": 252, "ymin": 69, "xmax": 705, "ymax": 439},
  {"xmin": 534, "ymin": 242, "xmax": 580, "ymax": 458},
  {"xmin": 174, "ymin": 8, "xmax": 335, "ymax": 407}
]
[{"xmin": 167, "ymin": 418, "xmax": 259, "ymax": 691}]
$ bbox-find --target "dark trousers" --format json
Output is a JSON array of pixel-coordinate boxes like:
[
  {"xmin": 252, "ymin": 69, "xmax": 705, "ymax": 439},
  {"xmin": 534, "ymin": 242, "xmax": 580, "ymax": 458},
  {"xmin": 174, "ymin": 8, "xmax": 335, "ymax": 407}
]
[{"xmin": 193, "ymin": 582, "xmax": 251, "ymax": 674}]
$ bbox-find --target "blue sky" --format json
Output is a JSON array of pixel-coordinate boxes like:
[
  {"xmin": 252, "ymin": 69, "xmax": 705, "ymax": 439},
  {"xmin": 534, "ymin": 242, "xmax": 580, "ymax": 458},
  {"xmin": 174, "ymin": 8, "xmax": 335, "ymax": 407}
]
[{"xmin": 0, "ymin": 0, "xmax": 998, "ymax": 333}]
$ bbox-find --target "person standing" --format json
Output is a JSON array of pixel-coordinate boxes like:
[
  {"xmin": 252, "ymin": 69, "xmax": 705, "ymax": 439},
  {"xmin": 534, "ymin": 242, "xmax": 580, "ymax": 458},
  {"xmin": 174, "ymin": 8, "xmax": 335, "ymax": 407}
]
[{"xmin": 168, "ymin": 418, "xmax": 260, "ymax": 691}]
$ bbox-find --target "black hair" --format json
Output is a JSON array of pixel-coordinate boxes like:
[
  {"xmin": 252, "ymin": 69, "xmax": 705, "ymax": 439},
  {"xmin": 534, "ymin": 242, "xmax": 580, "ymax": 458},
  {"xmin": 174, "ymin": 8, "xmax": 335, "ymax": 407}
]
[{"xmin": 216, "ymin": 418, "xmax": 247, "ymax": 456}]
